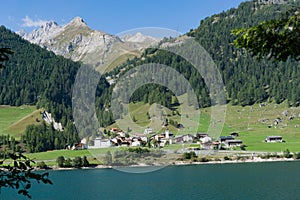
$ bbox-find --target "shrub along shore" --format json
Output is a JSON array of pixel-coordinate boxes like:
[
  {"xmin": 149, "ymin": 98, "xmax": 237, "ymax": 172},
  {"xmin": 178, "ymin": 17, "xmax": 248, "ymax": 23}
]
[{"xmin": 33, "ymin": 148, "xmax": 300, "ymax": 171}]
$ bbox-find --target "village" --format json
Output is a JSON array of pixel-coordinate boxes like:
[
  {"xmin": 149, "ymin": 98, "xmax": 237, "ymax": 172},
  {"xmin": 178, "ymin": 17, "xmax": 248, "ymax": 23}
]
[
  {"xmin": 43, "ymin": 109, "xmax": 285, "ymax": 152},
  {"xmin": 73, "ymin": 125, "xmax": 284, "ymax": 152}
]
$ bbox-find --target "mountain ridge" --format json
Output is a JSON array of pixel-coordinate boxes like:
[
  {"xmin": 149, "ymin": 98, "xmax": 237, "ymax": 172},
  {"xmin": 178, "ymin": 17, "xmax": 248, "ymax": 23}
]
[{"xmin": 17, "ymin": 17, "xmax": 159, "ymax": 71}]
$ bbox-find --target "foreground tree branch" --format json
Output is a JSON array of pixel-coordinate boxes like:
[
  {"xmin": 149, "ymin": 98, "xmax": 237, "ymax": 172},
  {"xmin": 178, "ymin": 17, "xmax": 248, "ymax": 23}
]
[
  {"xmin": 0, "ymin": 152, "xmax": 52, "ymax": 199},
  {"xmin": 232, "ymin": 7, "xmax": 300, "ymax": 61}
]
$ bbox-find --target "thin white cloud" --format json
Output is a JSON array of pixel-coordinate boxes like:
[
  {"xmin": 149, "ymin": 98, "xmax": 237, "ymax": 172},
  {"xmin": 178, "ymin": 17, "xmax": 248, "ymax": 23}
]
[
  {"xmin": 8, "ymin": 16, "xmax": 15, "ymax": 22},
  {"xmin": 21, "ymin": 16, "xmax": 48, "ymax": 27}
]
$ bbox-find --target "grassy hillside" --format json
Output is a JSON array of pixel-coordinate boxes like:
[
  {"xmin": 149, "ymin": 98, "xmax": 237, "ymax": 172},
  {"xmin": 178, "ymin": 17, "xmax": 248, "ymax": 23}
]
[
  {"xmin": 0, "ymin": 26, "xmax": 80, "ymax": 124},
  {"xmin": 21, "ymin": 101, "xmax": 300, "ymax": 166},
  {"xmin": 112, "ymin": 100, "xmax": 300, "ymax": 152},
  {"xmin": 222, "ymin": 102, "xmax": 300, "ymax": 152},
  {"xmin": 182, "ymin": 101, "xmax": 300, "ymax": 152},
  {"xmin": 0, "ymin": 106, "xmax": 42, "ymax": 137}
]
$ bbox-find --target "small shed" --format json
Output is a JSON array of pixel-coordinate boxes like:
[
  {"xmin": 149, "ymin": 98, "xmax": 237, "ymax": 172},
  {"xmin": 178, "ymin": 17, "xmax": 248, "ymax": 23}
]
[
  {"xmin": 265, "ymin": 136, "xmax": 283, "ymax": 143},
  {"xmin": 230, "ymin": 132, "xmax": 239, "ymax": 137}
]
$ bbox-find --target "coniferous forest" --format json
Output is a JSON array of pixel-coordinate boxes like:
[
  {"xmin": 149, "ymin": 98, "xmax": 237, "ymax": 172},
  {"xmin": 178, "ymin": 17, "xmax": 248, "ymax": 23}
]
[
  {"xmin": 107, "ymin": 0, "xmax": 300, "ymax": 109},
  {"xmin": 0, "ymin": 26, "xmax": 80, "ymax": 123}
]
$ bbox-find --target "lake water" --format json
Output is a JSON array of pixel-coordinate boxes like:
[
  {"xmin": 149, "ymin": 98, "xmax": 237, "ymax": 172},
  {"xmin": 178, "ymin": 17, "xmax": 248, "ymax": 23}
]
[{"xmin": 2, "ymin": 161, "xmax": 300, "ymax": 200}]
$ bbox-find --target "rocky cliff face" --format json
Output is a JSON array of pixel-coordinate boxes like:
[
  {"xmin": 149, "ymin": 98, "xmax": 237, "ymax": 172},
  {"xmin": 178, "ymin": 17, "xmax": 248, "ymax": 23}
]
[
  {"xmin": 18, "ymin": 21, "xmax": 62, "ymax": 45},
  {"xmin": 258, "ymin": 0, "xmax": 290, "ymax": 4},
  {"xmin": 18, "ymin": 17, "xmax": 158, "ymax": 72}
]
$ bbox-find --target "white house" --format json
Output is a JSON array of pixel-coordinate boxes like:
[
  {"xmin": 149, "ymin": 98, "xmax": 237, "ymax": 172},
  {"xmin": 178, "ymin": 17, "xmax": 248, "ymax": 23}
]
[
  {"xmin": 174, "ymin": 134, "xmax": 195, "ymax": 143},
  {"xmin": 200, "ymin": 136, "xmax": 212, "ymax": 143},
  {"xmin": 131, "ymin": 141, "xmax": 141, "ymax": 147},
  {"xmin": 159, "ymin": 138, "xmax": 172, "ymax": 147},
  {"xmin": 89, "ymin": 138, "xmax": 112, "ymax": 148},
  {"xmin": 117, "ymin": 131, "xmax": 125, "ymax": 137},
  {"xmin": 144, "ymin": 128, "xmax": 153, "ymax": 134},
  {"xmin": 132, "ymin": 134, "xmax": 148, "ymax": 143}
]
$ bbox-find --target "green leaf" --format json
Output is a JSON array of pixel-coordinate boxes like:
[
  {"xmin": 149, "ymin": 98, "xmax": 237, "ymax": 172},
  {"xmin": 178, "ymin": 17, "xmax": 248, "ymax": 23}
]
[
  {"xmin": 25, "ymin": 183, "xmax": 31, "ymax": 190},
  {"xmin": 14, "ymin": 161, "xmax": 18, "ymax": 168}
]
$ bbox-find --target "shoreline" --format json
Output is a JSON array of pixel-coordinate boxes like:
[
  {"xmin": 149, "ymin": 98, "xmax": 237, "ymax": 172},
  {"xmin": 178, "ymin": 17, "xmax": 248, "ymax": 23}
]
[
  {"xmin": 173, "ymin": 157, "xmax": 296, "ymax": 166},
  {"xmin": 38, "ymin": 157, "xmax": 298, "ymax": 171}
]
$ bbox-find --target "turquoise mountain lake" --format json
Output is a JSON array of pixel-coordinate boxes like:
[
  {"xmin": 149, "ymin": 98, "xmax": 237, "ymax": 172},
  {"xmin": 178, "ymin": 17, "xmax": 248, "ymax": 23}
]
[{"xmin": 2, "ymin": 161, "xmax": 300, "ymax": 200}]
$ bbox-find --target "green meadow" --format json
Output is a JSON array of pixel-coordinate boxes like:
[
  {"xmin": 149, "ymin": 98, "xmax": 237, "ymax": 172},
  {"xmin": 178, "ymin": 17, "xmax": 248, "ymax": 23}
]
[
  {"xmin": 0, "ymin": 105, "xmax": 42, "ymax": 138},
  {"xmin": 122, "ymin": 101, "xmax": 300, "ymax": 152},
  {"xmin": 1, "ymin": 100, "xmax": 300, "ymax": 164}
]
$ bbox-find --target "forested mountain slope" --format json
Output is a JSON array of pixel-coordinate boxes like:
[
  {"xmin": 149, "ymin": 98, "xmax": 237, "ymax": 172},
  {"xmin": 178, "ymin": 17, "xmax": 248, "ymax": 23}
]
[
  {"xmin": 1, "ymin": 0, "xmax": 300, "ymax": 132},
  {"xmin": 106, "ymin": 0, "xmax": 300, "ymax": 113},
  {"xmin": 189, "ymin": 0, "xmax": 300, "ymax": 106},
  {"xmin": 0, "ymin": 26, "xmax": 80, "ymax": 124}
]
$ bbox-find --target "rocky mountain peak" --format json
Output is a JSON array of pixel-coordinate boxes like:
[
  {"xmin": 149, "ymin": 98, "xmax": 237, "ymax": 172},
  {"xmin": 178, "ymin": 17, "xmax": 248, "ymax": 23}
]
[
  {"xmin": 18, "ymin": 20, "xmax": 63, "ymax": 45},
  {"xmin": 67, "ymin": 16, "xmax": 87, "ymax": 27},
  {"xmin": 121, "ymin": 32, "xmax": 158, "ymax": 43},
  {"xmin": 40, "ymin": 21, "xmax": 59, "ymax": 30},
  {"xmin": 17, "ymin": 17, "xmax": 160, "ymax": 71}
]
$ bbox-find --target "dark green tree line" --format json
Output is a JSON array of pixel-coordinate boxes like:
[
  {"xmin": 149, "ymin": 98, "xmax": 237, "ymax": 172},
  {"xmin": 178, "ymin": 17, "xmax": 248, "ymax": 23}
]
[{"xmin": 22, "ymin": 122, "xmax": 79, "ymax": 153}]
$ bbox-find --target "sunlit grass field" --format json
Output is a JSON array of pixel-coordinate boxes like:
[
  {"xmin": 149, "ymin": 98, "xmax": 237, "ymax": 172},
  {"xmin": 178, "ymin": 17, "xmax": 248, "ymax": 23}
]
[
  {"xmin": 0, "ymin": 105, "xmax": 42, "ymax": 138},
  {"xmin": 123, "ymin": 101, "xmax": 300, "ymax": 152},
  {"xmin": 1, "ymin": 100, "xmax": 300, "ymax": 164}
]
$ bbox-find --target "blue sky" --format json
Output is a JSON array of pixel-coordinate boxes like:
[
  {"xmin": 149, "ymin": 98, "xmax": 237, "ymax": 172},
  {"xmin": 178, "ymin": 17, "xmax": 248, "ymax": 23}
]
[{"xmin": 1, "ymin": 0, "xmax": 247, "ymax": 35}]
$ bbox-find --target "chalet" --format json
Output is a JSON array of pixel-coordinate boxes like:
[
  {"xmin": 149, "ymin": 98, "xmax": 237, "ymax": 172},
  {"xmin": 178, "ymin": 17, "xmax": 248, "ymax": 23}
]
[
  {"xmin": 130, "ymin": 136, "xmax": 143, "ymax": 147},
  {"xmin": 200, "ymin": 136, "xmax": 212, "ymax": 143},
  {"xmin": 219, "ymin": 136, "xmax": 234, "ymax": 143},
  {"xmin": 72, "ymin": 143, "xmax": 87, "ymax": 150},
  {"xmin": 111, "ymin": 128, "xmax": 120, "ymax": 133},
  {"xmin": 149, "ymin": 134, "xmax": 164, "ymax": 141},
  {"xmin": 224, "ymin": 140, "xmax": 243, "ymax": 148},
  {"xmin": 197, "ymin": 133, "xmax": 208, "ymax": 138},
  {"xmin": 201, "ymin": 141, "xmax": 219, "ymax": 150},
  {"xmin": 147, "ymin": 133, "xmax": 172, "ymax": 147},
  {"xmin": 174, "ymin": 134, "xmax": 195, "ymax": 143},
  {"xmin": 265, "ymin": 136, "xmax": 283, "ymax": 143},
  {"xmin": 131, "ymin": 134, "xmax": 148, "ymax": 142},
  {"xmin": 111, "ymin": 136, "xmax": 131, "ymax": 146}
]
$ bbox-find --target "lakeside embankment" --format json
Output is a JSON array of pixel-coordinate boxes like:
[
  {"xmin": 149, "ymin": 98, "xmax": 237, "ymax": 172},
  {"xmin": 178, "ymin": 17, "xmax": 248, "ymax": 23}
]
[{"xmin": 40, "ymin": 156, "xmax": 297, "ymax": 171}]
